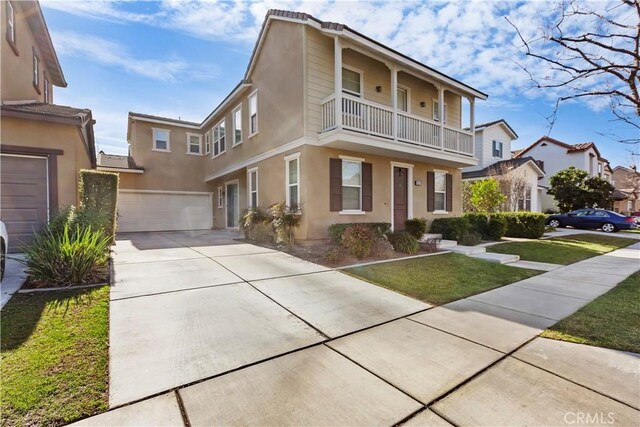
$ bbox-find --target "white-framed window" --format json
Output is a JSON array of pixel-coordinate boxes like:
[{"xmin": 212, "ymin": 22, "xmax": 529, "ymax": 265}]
[
  {"xmin": 598, "ymin": 163, "xmax": 603, "ymax": 175},
  {"xmin": 33, "ymin": 51, "xmax": 39, "ymax": 89},
  {"xmin": 44, "ymin": 75, "xmax": 50, "ymax": 104},
  {"xmin": 204, "ymin": 131, "xmax": 211, "ymax": 155},
  {"xmin": 342, "ymin": 159, "xmax": 362, "ymax": 211},
  {"xmin": 518, "ymin": 187, "xmax": 532, "ymax": 211},
  {"xmin": 233, "ymin": 105, "xmax": 242, "ymax": 145},
  {"xmin": 492, "ymin": 140, "xmax": 503, "ymax": 158},
  {"xmin": 7, "ymin": 1, "xmax": 15, "ymax": 45},
  {"xmin": 247, "ymin": 168, "xmax": 258, "ymax": 209},
  {"xmin": 397, "ymin": 87, "xmax": 409, "ymax": 112},
  {"xmin": 186, "ymin": 133, "xmax": 202, "ymax": 155},
  {"xmin": 217, "ymin": 186, "xmax": 223, "ymax": 208},
  {"xmin": 342, "ymin": 66, "xmax": 362, "ymax": 97},
  {"xmin": 285, "ymin": 153, "xmax": 300, "ymax": 210},
  {"xmin": 432, "ymin": 99, "xmax": 447, "ymax": 123},
  {"xmin": 249, "ymin": 91, "xmax": 258, "ymax": 136},
  {"xmin": 213, "ymin": 120, "xmax": 226, "ymax": 157},
  {"xmin": 152, "ymin": 128, "xmax": 170, "ymax": 152},
  {"xmin": 434, "ymin": 171, "xmax": 447, "ymax": 212}
]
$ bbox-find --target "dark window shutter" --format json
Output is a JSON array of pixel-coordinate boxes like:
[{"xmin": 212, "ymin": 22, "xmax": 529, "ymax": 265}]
[
  {"xmin": 446, "ymin": 173, "xmax": 453, "ymax": 212},
  {"xmin": 427, "ymin": 171, "xmax": 435, "ymax": 212},
  {"xmin": 362, "ymin": 162, "xmax": 373, "ymax": 211},
  {"xmin": 330, "ymin": 158, "xmax": 342, "ymax": 212}
]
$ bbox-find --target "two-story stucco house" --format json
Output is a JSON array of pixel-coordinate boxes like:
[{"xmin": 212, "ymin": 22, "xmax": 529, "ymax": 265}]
[
  {"xmin": 0, "ymin": 0, "xmax": 96, "ymax": 250},
  {"xmin": 611, "ymin": 165, "xmax": 640, "ymax": 214},
  {"xmin": 462, "ymin": 119, "xmax": 545, "ymax": 212},
  {"xmin": 115, "ymin": 10, "xmax": 487, "ymax": 242},
  {"xmin": 513, "ymin": 136, "xmax": 612, "ymax": 213}
]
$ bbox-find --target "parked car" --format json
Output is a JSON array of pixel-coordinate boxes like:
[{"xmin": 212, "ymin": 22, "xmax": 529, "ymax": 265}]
[
  {"xmin": 546, "ymin": 209, "xmax": 637, "ymax": 233},
  {"xmin": 1, "ymin": 221, "xmax": 7, "ymax": 282}
]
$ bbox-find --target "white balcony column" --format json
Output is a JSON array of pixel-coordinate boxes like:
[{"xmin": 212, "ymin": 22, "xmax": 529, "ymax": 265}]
[
  {"xmin": 334, "ymin": 36, "xmax": 342, "ymax": 129},
  {"xmin": 469, "ymin": 97, "xmax": 475, "ymax": 156},
  {"xmin": 391, "ymin": 65, "xmax": 398, "ymax": 140},
  {"xmin": 438, "ymin": 85, "xmax": 445, "ymax": 149}
]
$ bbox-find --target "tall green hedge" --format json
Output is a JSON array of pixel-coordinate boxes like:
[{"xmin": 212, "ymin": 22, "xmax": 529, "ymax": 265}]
[
  {"xmin": 78, "ymin": 170, "xmax": 119, "ymax": 239},
  {"xmin": 496, "ymin": 212, "xmax": 546, "ymax": 239}
]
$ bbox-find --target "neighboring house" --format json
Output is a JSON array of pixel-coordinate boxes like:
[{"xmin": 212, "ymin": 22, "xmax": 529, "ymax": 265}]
[
  {"xmin": 0, "ymin": 0, "xmax": 96, "ymax": 251},
  {"xmin": 117, "ymin": 10, "xmax": 487, "ymax": 242},
  {"xmin": 462, "ymin": 119, "xmax": 544, "ymax": 212},
  {"xmin": 513, "ymin": 136, "xmax": 612, "ymax": 213},
  {"xmin": 611, "ymin": 165, "xmax": 640, "ymax": 214}
]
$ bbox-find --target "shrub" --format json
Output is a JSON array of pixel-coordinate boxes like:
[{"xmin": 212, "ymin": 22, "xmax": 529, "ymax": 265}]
[
  {"xmin": 388, "ymin": 231, "xmax": 420, "ymax": 254},
  {"xmin": 240, "ymin": 208, "xmax": 271, "ymax": 239},
  {"xmin": 496, "ymin": 212, "xmax": 546, "ymax": 239},
  {"xmin": 420, "ymin": 237, "xmax": 441, "ymax": 253},
  {"xmin": 251, "ymin": 222, "xmax": 275, "ymax": 244},
  {"xmin": 463, "ymin": 213, "xmax": 489, "ymax": 237},
  {"xmin": 48, "ymin": 206, "xmax": 110, "ymax": 238},
  {"xmin": 341, "ymin": 225, "xmax": 375, "ymax": 259},
  {"xmin": 462, "ymin": 213, "xmax": 507, "ymax": 241},
  {"xmin": 23, "ymin": 224, "xmax": 110, "ymax": 287},
  {"xmin": 371, "ymin": 235, "xmax": 395, "ymax": 258},
  {"xmin": 328, "ymin": 223, "xmax": 391, "ymax": 243},
  {"xmin": 267, "ymin": 202, "xmax": 301, "ymax": 249},
  {"xmin": 78, "ymin": 170, "xmax": 119, "ymax": 240},
  {"xmin": 429, "ymin": 217, "xmax": 471, "ymax": 241},
  {"xmin": 459, "ymin": 232, "xmax": 482, "ymax": 246},
  {"xmin": 325, "ymin": 246, "xmax": 346, "ymax": 264},
  {"xmin": 405, "ymin": 218, "xmax": 428, "ymax": 240}
]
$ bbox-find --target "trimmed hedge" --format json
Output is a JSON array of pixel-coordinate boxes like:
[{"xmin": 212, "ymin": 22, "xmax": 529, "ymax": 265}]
[
  {"xmin": 497, "ymin": 212, "xmax": 546, "ymax": 239},
  {"xmin": 463, "ymin": 213, "xmax": 507, "ymax": 241},
  {"xmin": 405, "ymin": 218, "xmax": 428, "ymax": 240},
  {"xmin": 328, "ymin": 222, "xmax": 391, "ymax": 243},
  {"xmin": 388, "ymin": 231, "xmax": 420, "ymax": 254},
  {"xmin": 78, "ymin": 170, "xmax": 119, "ymax": 240},
  {"xmin": 429, "ymin": 217, "xmax": 471, "ymax": 241}
]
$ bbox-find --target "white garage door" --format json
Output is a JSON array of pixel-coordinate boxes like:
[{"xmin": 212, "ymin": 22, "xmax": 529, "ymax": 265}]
[{"xmin": 117, "ymin": 190, "xmax": 213, "ymax": 233}]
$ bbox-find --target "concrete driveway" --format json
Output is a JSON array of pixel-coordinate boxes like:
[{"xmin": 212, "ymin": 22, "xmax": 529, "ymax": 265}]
[{"xmin": 77, "ymin": 231, "xmax": 639, "ymax": 426}]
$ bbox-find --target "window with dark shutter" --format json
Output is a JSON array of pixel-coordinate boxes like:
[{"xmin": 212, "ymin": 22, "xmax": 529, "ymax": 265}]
[
  {"xmin": 427, "ymin": 171, "xmax": 435, "ymax": 212},
  {"xmin": 362, "ymin": 162, "xmax": 372, "ymax": 211},
  {"xmin": 446, "ymin": 173, "xmax": 453, "ymax": 212},
  {"xmin": 329, "ymin": 158, "xmax": 342, "ymax": 212}
]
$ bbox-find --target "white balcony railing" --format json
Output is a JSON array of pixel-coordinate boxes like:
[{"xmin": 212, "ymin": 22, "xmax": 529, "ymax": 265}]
[{"xmin": 320, "ymin": 94, "xmax": 474, "ymax": 156}]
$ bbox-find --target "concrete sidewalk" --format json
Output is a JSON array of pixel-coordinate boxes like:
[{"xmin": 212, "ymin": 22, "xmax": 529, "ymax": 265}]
[{"xmin": 74, "ymin": 235, "xmax": 639, "ymax": 426}]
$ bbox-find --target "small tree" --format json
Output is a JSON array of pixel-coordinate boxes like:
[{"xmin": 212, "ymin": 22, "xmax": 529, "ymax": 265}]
[
  {"xmin": 548, "ymin": 167, "xmax": 614, "ymax": 211},
  {"xmin": 468, "ymin": 179, "xmax": 507, "ymax": 217},
  {"xmin": 488, "ymin": 163, "xmax": 531, "ymax": 212}
]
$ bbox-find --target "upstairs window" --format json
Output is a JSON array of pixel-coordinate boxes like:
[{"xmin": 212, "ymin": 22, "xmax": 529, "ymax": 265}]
[
  {"xmin": 397, "ymin": 88, "xmax": 408, "ymax": 112},
  {"xmin": 233, "ymin": 106, "xmax": 242, "ymax": 145},
  {"xmin": 152, "ymin": 128, "xmax": 170, "ymax": 152},
  {"xmin": 213, "ymin": 120, "xmax": 226, "ymax": 157},
  {"xmin": 432, "ymin": 100, "xmax": 447, "ymax": 123},
  {"xmin": 249, "ymin": 91, "xmax": 258, "ymax": 136},
  {"xmin": 33, "ymin": 51, "xmax": 40, "ymax": 90},
  {"xmin": 342, "ymin": 67, "xmax": 362, "ymax": 97},
  {"xmin": 6, "ymin": 2, "xmax": 16, "ymax": 48},
  {"xmin": 187, "ymin": 133, "xmax": 201, "ymax": 155},
  {"xmin": 44, "ymin": 75, "xmax": 50, "ymax": 104},
  {"xmin": 492, "ymin": 140, "xmax": 503, "ymax": 158},
  {"xmin": 204, "ymin": 131, "xmax": 211, "ymax": 155}
]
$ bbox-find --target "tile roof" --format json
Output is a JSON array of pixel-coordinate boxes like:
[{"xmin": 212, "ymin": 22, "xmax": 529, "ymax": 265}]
[
  {"xmin": 462, "ymin": 157, "xmax": 543, "ymax": 179},
  {"xmin": 514, "ymin": 136, "xmax": 609, "ymax": 162},
  {"xmin": 128, "ymin": 112, "xmax": 199, "ymax": 127},
  {"xmin": 511, "ymin": 149, "xmax": 524, "ymax": 158},
  {"xmin": 97, "ymin": 152, "xmax": 143, "ymax": 171},
  {"xmin": 1, "ymin": 102, "xmax": 91, "ymax": 120}
]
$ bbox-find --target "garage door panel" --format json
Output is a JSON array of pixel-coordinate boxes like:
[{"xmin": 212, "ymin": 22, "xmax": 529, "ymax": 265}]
[
  {"xmin": 117, "ymin": 191, "xmax": 213, "ymax": 233},
  {"xmin": 1, "ymin": 155, "xmax": 49, "ymax": 252}
]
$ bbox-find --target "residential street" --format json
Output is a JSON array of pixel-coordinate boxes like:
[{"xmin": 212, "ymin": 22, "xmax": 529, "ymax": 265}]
[{"xmin": 73, "ymin": 230, "xmax": 640, "ymax": 426}]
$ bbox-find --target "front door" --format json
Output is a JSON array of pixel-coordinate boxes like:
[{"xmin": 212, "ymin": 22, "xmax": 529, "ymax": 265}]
[
  {"xmin": 393, "ymin": 167, "xmax": 408, "ymax": 230},
  {"xmin": 225, "ymin": 182, "xmax": 239, "ymax": 228}
]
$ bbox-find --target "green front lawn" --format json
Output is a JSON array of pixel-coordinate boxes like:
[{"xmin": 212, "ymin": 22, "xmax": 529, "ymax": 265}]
[
  {"xmin": 487, "ymin": 233, "xmax": 636, "ymax": 265},
  {"xmin": 1, "ymin": 286, "xmax": 109, "ymax": 426},
  {"xmin": 344, "ymin": 253, "xmax": 540, "ymax": 305},
  {"xmin": 542, "ymin": 272, "xmax": 640, "ymax": 353}
]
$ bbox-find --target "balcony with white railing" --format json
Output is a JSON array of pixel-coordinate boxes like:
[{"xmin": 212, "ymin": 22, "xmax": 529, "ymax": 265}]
[{"xmin": 320, "ymin": 94, "xmax": 474, "ymax": 157}]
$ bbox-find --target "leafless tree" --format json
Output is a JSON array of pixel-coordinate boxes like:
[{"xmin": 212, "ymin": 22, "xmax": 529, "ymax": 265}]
[
  {"xmin": 488, "ymin": 164, "xmax": 531, "ymax": 211},
  {"xmin": 506, "ymin": 0, "xmax": 639, "ymax": 144}
]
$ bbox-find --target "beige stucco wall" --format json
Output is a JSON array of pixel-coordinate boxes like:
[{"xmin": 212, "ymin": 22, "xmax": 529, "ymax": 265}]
[
  {"xmin": 1, "ymin": 116, "xmax": 91, "ymax": 208},
  {"xmin": 1, "ymin": 2, "xmax": 52, "ymax": 103},
  {"xmin": 126, "ymin": 119, "xmax": 209, "ymax": 192}
]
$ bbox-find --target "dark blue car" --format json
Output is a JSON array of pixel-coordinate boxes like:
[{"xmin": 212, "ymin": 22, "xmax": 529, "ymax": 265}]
[{"xmin": 546, "ymin": 209, "xmax": 637, "ymax": 233}]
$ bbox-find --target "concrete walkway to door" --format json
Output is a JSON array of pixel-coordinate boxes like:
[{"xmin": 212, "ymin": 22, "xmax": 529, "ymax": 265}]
[{"xmin": 73, "ymin": 231, "xmax": 640, "ymax": 426}]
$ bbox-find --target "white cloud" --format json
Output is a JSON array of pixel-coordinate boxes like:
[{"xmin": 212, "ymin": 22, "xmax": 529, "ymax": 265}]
[{"xmin": 51, "ymin": 31, "xmax": 218, "ymax": 82}]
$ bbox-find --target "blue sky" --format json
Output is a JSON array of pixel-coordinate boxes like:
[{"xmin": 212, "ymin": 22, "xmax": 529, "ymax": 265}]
[{"xmin": 41, "ymin": 0, "xmax": 638, "ymax": 167}]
